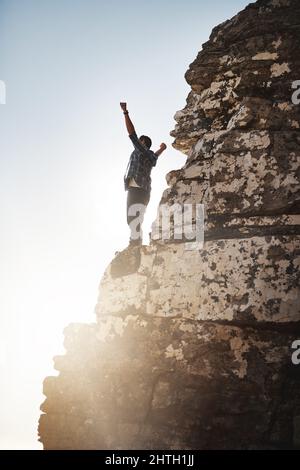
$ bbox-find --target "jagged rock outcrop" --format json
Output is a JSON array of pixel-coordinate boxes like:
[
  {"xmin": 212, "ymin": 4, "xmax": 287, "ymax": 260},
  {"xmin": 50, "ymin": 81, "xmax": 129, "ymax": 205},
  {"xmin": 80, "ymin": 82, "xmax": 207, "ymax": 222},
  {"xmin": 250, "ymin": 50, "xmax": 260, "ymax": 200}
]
[{"xmin": 38, "ymin": 0, "xmax": 300, "ymax": 449}]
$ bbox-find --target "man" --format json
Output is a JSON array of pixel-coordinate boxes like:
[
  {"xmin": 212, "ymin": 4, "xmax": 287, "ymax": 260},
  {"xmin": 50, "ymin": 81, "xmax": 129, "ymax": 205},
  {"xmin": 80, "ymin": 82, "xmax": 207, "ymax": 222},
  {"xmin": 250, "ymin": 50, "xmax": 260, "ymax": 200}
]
[{"xmin": 120, "ymin": 102, "xmax": 167, "ymax": 246}]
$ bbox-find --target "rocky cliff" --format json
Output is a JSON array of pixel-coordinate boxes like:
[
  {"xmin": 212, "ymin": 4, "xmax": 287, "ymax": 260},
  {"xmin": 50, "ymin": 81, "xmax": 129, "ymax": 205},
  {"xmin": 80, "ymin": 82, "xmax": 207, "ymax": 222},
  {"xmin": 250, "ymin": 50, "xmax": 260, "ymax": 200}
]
[{"xmin": 38, "ymin": 0, "xmax": 300, "ymax": 449}]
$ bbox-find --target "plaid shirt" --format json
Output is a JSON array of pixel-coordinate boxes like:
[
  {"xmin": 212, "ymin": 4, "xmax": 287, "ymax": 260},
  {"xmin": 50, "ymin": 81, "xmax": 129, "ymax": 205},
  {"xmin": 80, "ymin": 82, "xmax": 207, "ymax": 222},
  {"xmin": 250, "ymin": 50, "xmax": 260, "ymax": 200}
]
[{"xmin": 124, "ymin": 132, "xmax": 158, "ymax": 192}]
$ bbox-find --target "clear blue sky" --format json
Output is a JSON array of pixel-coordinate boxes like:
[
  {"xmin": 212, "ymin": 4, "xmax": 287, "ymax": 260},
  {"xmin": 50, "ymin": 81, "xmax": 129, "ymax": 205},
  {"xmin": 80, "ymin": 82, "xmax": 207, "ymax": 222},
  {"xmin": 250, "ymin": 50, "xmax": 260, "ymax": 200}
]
[{"xmin": 0, "ymin": 0, "xmax": 250, "ymax": 449}]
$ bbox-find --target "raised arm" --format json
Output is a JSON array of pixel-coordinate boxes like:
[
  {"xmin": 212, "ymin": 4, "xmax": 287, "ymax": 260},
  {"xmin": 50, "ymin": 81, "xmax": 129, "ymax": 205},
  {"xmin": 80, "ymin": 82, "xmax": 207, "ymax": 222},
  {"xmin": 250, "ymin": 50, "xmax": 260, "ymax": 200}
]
[
  {"xmin": 154, "ymin": 143, "xmax": 167, "ymax": 157},
  {"xmin": 120, "ymin": 102, "xmax": 135, "ymax": 135}
]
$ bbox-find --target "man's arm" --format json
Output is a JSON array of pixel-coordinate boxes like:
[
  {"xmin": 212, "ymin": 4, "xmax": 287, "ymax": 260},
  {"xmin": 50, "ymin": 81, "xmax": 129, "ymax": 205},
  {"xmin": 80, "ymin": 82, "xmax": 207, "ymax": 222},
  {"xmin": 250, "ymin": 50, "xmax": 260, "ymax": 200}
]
[
  {"xmin": 120, "ymin": 102, "xmax": 135, "ymax": 135},
  {"xmin": 120, "ymin": 101, "xmax": 150, "ymax": 155},
  {"xmin": 154, "ymin": 143, "xmax": 167, "ymax": 157}
]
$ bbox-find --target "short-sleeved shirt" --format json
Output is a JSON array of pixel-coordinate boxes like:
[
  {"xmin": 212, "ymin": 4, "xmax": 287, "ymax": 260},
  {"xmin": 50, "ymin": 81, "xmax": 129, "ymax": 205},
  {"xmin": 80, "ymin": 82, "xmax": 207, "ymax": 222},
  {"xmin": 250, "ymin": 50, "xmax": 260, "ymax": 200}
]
[{"xmin": 124, "ymin": 132, "xmax": 158, "ymax": 193}]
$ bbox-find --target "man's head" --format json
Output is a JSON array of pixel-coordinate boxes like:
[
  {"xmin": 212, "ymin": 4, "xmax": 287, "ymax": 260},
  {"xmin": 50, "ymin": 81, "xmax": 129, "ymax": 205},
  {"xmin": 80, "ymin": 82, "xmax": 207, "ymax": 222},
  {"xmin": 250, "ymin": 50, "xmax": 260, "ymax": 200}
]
[{"xmin": 139, "ymin": 135, "xmax": 152, "ymax": 149}]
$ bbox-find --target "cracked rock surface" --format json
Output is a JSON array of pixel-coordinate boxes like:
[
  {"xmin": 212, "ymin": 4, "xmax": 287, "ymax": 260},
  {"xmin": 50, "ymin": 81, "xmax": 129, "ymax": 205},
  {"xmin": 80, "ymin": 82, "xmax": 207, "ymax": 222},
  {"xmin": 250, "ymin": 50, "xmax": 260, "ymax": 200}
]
[{"xmin": 39, "ymin": 0, "xmax": 300, "ymax": 449}]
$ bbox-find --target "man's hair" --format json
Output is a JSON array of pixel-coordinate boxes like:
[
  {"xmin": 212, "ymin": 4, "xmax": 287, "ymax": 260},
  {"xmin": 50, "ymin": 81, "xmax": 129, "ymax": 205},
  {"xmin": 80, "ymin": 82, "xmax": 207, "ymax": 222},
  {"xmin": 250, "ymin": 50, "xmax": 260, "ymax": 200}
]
[{"xmin": 139, "ymin": 135, "xmax": 152, "ymax": 149}]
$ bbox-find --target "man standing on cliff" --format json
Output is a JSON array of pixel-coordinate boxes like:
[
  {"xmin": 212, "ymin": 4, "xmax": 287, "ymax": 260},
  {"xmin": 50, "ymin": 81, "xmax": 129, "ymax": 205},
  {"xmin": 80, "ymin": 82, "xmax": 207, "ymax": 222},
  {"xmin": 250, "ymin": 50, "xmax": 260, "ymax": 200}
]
[{"xmin": 120, "ymin": 102, "xmax": 167, "ymax": 247}]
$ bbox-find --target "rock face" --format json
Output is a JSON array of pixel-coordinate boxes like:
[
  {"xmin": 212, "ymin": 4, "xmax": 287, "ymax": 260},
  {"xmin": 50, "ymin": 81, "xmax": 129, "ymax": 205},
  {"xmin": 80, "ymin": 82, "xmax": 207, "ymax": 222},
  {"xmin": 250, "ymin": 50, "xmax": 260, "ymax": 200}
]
[{"xmin": 38, "ymin": 0, "xmax": 300, "ymax": 449}]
